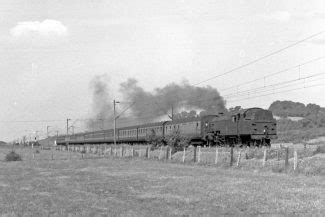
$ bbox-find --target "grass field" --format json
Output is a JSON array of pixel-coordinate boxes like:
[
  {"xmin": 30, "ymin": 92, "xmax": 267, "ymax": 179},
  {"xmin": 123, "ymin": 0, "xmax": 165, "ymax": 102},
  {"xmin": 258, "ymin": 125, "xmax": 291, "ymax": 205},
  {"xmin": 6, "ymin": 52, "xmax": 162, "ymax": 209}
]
[{"xmin": 0, "ymin": 147, "xmax": 324, "ymax": 216}]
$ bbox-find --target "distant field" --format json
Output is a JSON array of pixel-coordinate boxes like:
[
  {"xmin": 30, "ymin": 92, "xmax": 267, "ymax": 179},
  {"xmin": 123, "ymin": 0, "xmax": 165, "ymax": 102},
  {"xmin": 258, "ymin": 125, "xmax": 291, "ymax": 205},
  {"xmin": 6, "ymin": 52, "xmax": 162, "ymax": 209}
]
[{"xmin": 0, "ymin": 147, "xmax": 324, "ymax": 216}]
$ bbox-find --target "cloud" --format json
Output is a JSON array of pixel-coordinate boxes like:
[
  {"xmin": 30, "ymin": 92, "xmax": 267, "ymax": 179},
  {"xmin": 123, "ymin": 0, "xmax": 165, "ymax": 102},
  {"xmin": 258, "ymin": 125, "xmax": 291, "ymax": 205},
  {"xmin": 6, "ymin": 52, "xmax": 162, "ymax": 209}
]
[
  {"xmin": 263, "ymin": 11, "xmax": 291, "ymax": 22},
  {"xmin": 10, "ymin": 19, "xmax": 67, "ymax": 38}
]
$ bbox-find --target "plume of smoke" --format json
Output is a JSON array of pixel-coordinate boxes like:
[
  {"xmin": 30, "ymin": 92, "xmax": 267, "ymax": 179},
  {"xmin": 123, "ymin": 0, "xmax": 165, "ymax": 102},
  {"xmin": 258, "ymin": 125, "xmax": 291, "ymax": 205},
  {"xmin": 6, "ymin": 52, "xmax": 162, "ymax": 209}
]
[
  {"xmin": 87, "ymin": 74, "xmax": 113, "ymax": 130},
  {"xmin": 119, "ymin": 78, "xmax": 227, "ymax": 121}
]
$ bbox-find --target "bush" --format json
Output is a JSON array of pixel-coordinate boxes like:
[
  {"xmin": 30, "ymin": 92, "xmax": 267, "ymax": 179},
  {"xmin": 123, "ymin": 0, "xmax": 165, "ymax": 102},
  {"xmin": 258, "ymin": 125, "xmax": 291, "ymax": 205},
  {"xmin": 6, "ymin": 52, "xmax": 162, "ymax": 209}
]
[
  {"xmin": 5, "ymin": 151, "xmax": 22, "ymax": 161},
  {"xmin": 146, "ymin": 129, "xmax": 165, "ymax": 149},
  {"xmin": 166, "ymin": 129, "xmax": 190, "ymax": 153},
  {"xmin": 313, "ymin": 145, "xmax": 325, "ymax": 155}
]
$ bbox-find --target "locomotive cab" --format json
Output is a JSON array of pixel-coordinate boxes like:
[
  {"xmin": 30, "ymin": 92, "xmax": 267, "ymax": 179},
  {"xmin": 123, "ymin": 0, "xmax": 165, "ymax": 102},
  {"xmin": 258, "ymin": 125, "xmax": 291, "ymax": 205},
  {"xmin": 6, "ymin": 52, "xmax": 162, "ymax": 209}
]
[
  {"xmin": 243, "ymin": 108, "xmax": 277, "ymax": 146},
  {"xmin": 206, "ymin": 107, "xmax": 277, "ymax": 147}
]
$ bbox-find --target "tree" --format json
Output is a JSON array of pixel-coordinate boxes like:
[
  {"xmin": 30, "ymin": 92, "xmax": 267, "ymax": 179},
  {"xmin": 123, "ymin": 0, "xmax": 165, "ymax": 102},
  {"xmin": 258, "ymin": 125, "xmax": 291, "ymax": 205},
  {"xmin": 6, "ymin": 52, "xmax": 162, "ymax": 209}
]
[
  {"xmin": 174, "ymin": 110, "xmax": 199, "ymax": 120},
  {"xmin": 229, "ymin": 106, "xmax": 242, "ymax": 113}
]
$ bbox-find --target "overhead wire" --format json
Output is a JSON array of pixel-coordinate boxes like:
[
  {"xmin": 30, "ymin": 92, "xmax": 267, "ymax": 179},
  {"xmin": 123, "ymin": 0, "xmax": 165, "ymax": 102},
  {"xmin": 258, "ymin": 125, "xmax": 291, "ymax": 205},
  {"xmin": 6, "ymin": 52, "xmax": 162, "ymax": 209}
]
[
  {"xmin": 194, "ymin": 31, "xmax": 324, "ymax": 86},
  {"xmin": 227, "ymin": 83, "xmax": 325, "ymax": 103},
  {"xmin": 220, "ymin": 55, "xmax": 325, "ymax": 92},
  {"xmin": 224, "ymin": 73, "xmax": 325, "ymax": 98}
]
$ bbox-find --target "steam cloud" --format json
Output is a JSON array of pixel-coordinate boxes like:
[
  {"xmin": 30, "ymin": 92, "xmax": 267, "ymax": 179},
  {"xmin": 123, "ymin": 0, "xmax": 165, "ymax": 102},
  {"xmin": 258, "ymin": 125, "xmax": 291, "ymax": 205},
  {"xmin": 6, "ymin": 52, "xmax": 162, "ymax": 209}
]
[
  {"xmin": 87, "ymin": 75, "xmax": 113, "ymax": 129},
  {"xmin": 88, "ymin": 77, "xmax": 227, "ymax": 130},
  {"xmin": 119, "ymin": 78, "xmax": 227, "ymax": 120}
]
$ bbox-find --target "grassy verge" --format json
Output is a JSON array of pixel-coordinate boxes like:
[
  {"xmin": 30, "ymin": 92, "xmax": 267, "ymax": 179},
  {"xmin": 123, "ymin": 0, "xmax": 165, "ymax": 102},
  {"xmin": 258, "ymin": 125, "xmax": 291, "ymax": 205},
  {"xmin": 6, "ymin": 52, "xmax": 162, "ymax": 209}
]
[{"xmin": 0, "ymin": 147, "xmax": 324, "ymax": 216}]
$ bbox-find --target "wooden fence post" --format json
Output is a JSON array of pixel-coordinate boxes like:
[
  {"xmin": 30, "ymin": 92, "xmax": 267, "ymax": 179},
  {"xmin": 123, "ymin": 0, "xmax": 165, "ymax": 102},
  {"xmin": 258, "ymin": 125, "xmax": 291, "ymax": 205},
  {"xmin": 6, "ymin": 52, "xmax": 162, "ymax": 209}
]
[
  {"xmin": 285, "ymin": 147, "xmax": 289, "ymax": 169},
  {"xmin": 293, "ymin": 150, "xmax": 298, "ymax": 172},
  {"xmin": 215, "ymin": 147, "xmax": 219, "ymax": 165},
  {"xmin": 148, "ymin": 147, "xmax": 151, "ymax": 159},
  {"xmin": 182, "ymin": 147, "xmax": 186, "ymax": 163},
  {"xmin": 236, "ymin": 149, "xmax": 242, "ymax": 167},
  {"xmin": 262, "ymin": 149, "xmax": 267, "ymax": 167},
  {"xmin": 159, "ymin": 147, "xmax": 162, "ymax": 160},
  {"xmin": 166, "ymin": 147, "xmax": 169, "ymax": 160},
  {"xmin": 230, "ymin": 147, "xmax": 234, "ymax": 167},
  {"xmin": 193, "ymin": 146, "xmax": 197, "ymax": 163},
  {"xmin": 197, "ymin": 146, "xmax": 201, "ymax": 163},
  {"xmin": 169, "ymin": 147, "xmax": 172, "ymax": 160}
]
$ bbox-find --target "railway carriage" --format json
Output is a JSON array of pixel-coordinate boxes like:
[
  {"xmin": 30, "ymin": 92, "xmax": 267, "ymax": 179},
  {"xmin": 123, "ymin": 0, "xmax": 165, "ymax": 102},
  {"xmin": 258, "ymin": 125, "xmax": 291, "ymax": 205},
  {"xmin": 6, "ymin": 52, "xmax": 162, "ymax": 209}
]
[{"xmin": 54, "ymin": 107, "xmax": 276, "ymax": 147}]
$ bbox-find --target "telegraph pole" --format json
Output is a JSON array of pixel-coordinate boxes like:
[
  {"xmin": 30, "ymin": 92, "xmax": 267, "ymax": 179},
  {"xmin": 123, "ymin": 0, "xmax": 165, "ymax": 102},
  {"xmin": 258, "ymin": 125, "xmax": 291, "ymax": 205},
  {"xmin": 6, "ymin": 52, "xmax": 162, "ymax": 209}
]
[
  {"xmin": 46, "ymin": 125, "xmax": 51, "ymax": 138},
  {"xmin": 168, "ymin": 105, "xmax": 174, "ymax": 121},
  {"xmin": 113, "ymin": 100, "xmax": 119, "ymax": 145},
  {"xmin": 66, "ymin": 118, "xmax": 71, "ymax": 135},
  {"xmin": 47, "ymin": 125, "xmax": 51, "ymax": 147},
  {"xmin": 71, "ymin": 125, "xmax": 75, "ymax": 135}
]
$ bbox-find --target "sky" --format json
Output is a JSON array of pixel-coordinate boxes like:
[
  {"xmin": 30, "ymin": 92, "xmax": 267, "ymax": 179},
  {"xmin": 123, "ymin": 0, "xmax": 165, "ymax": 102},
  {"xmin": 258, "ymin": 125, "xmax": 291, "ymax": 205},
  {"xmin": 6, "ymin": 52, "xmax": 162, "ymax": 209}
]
[{"xmin": 0, "ymin": 0, "xmax": 325, "ymax": 141}]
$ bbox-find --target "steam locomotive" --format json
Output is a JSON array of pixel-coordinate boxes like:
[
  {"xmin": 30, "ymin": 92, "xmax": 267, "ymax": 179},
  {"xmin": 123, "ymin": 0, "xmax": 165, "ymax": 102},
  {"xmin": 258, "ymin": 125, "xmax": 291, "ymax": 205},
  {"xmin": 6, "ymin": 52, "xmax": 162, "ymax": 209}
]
[{"xmin": 55, "ymin": 107, "xmax": 277, "ymax": 147}]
